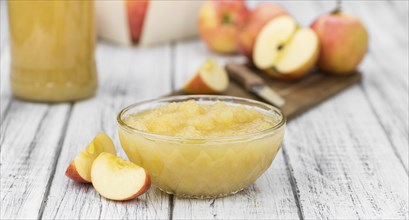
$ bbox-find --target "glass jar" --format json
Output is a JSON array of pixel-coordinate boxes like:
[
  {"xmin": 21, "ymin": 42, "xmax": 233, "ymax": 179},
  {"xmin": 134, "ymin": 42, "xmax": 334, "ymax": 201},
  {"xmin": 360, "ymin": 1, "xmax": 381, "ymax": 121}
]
[{"xmin": 8, "ymin": 0, "xmax": 97, "ymax": 102}]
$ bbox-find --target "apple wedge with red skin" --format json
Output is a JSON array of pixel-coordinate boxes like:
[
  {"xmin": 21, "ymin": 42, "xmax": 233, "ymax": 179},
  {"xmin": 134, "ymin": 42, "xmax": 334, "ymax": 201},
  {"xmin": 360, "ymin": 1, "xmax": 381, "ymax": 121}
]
[
  {"xmin": 126, "ymin": 0, "xmax": 149, "ymax": 43},
  {"xmin": 183, "ymin": 59, "xmax": 229, "ymax": 94},
  {"xmin": 65, "ymin": 133, "xmax": 116, "ymax": 183},
  {"xmin": 91, "ymin": 153, "xmax": 151, "ymax": 201},
  {"xmin": 65, "ymin": 162, "xmax": 88, "ymax": 183}
]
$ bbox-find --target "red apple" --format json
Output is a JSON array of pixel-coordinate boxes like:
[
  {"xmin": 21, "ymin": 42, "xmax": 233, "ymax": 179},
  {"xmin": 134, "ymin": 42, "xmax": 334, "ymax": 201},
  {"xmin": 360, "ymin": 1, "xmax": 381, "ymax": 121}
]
[
  {"xmin": 198, "ymin": 0, "xmax": 249, "ymax": 54},
  {"xmin": 311, "ymin": 9, "xmax": 368, "ymax": 74},
  {"xmin": 126, "ymin": 0, "xmax": 149, "ymax": 43},
  {"xmin": 238, "ymin": 3, "xmax": 288, "ymax": 61}
]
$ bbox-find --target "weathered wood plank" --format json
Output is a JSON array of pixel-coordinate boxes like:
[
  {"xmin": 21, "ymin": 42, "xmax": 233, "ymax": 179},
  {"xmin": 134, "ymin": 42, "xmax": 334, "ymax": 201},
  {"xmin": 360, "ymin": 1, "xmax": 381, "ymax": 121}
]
[
  {"xmin": 345, "ymin": 1, "xmax": 409, "ymax": 171},
  {"xmin": 172, "ymin": 38, "xmax": 300, "ymax": 219},
  {"xmin": 359, "ymin": 54, "xmax": 409, "ymax": 172},
  {"xmin": 284, "ymin": 87, "xmax": 408, "ymax": 219},
  {"xmin": 0, "ymin": 101, "xmax": 71, "ymax": 219},
  {"xmin": 41, "ymin": 43, "xmax": 173, "ymax": 219},
  {"xmin": 0, "ymin": 93, "xmax": 11, "ymax": 122},
  {"xmin": 389, "ymin": 0, "xmax": 409, "ymax": 27},
  {"xmin": 1, "ymin": 0, "xmax": 11, "ymax": 121},
  {"xmin": 1, "ymin": 44, "xmax": 11, "ymax": 121}
]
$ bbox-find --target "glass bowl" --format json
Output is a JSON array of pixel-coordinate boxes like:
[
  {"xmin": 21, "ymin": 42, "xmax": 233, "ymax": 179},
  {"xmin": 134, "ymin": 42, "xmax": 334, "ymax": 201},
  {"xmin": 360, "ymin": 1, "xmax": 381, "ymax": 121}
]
[{"xmin": 117, "ymin": 95, "xmax": 286, "ymax": 199}]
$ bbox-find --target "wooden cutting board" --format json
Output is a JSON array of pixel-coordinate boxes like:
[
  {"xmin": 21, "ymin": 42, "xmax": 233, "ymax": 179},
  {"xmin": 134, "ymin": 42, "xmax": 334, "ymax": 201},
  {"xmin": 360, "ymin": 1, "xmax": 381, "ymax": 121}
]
[{"xmin": 170, "ymin": 63, "xmax": 362, "ymax": 121}]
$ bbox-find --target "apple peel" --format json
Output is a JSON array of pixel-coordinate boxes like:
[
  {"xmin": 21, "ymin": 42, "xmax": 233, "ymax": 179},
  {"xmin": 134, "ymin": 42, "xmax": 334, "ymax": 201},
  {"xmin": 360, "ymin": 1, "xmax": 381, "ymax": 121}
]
[
  {"xmin": 65, "ymin": 133, "xmax": 116, "ymax": 183},
  {"xmin": 183, "ymin": 59, "xmax": 229, "ymax": 94}
]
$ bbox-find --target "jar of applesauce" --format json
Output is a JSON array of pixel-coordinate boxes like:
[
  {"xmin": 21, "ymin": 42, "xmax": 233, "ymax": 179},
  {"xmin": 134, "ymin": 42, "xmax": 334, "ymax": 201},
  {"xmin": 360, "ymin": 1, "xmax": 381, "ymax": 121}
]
[{"xmin": 8, "ymin": 0, "xmax": 97, "ymax": 102}]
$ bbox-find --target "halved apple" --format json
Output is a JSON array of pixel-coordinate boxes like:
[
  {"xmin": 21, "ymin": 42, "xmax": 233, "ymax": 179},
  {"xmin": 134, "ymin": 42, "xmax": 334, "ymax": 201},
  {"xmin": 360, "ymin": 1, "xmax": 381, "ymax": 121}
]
[
  {"xmin": 65, "ymin": 133, "xmax": 116, "ymax": 183},
  {"xmin": 253, "ymin": 15, "xmax": 319, "ymax": 80},
  {"xmin": 183, "ymin": 59, "xmax": 229, "ymax": 94},
  {"xmin": 91, "ymin": 153, "xmax": 151, "ymax": 201}
]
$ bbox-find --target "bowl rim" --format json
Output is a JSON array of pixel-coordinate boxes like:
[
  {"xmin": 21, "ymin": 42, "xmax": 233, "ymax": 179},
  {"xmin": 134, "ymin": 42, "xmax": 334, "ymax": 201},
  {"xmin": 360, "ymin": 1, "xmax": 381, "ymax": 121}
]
[{"xmin": 117, "ymin": 95, "xmax": 286, "ymax": 142}]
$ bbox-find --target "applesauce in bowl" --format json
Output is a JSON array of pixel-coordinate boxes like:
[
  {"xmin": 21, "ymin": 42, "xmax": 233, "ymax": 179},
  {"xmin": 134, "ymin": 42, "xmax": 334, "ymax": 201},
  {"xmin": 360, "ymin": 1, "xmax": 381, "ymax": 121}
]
[{"xmin": 117, "ymin": 95, "xmax": 286, "ymax": 198}]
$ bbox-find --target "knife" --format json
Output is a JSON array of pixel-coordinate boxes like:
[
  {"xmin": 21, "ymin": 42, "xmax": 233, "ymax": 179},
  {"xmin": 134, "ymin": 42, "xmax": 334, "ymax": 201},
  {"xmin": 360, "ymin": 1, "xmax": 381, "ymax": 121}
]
[{"xmin": 225, "ymin": 63, "xmax": 285, "ymax": 107}]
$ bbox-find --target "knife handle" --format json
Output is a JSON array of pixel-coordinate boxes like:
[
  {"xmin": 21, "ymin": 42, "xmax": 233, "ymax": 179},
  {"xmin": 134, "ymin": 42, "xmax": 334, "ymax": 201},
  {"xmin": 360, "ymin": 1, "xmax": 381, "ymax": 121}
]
[{"xmin": 225, "ymin": 63, "xmax": 264, "ymax": 91}]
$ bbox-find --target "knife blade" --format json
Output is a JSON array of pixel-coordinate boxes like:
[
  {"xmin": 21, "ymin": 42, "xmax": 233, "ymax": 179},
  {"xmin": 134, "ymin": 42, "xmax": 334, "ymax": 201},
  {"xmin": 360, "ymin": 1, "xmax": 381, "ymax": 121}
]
[{"xmin": 225, "ymin": 63, "xmax": 285, "ymax": 107}]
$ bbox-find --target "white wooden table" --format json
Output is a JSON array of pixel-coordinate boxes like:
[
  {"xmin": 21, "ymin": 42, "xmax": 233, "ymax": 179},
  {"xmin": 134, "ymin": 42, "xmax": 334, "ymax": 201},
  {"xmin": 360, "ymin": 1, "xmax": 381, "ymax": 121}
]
[{"xmin": 1, "ymin": 1, "xmax": 408, "ymax": 219}]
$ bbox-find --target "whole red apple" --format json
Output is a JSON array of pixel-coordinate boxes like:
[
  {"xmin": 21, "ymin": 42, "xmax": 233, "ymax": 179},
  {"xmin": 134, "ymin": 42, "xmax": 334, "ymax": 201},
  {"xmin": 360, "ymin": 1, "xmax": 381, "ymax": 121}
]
[
  {"xmin": 198, "ymin": 0, "xmax": 249, "ymax": 54},
  {"xmin": 238, "ymin": 3, "xmax": 288, "ymax": 60},
  {"xmin": 311, "ymin": 10, "xmax": 368, "ymax": 74},
  {"xmin": 127, "ymin": 0, "xmax": 149, "ymax": 43}
]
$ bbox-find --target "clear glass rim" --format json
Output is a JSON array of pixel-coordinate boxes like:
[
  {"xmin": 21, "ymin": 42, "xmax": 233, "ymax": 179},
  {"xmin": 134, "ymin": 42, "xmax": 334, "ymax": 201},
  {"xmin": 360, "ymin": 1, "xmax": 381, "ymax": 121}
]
[{"xmin": 117, "ymin": 95, "xmax": 286, "ymax": 142}]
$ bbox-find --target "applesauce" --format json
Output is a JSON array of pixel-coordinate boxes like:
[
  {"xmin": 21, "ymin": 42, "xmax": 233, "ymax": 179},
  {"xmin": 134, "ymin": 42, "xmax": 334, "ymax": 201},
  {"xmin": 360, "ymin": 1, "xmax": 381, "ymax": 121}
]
[
  {"xmin": 118, "ymin": 96, "xmax": 286, "ymax": 198},
  {"xmin": 8, "ymin": 1, "xmax": 97, "ymax": 102}
]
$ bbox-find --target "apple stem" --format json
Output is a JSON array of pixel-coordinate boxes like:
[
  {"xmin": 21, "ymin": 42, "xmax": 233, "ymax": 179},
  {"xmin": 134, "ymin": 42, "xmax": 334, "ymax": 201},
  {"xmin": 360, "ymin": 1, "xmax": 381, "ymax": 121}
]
[{"xmin": 332, "ymin": 0, "xmax": 342, "ymax": 14}]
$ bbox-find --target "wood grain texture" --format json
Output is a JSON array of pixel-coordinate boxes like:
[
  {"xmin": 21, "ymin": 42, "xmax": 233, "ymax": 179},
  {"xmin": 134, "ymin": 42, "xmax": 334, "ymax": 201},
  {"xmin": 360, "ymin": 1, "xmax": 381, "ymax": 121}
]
[
  {"xmin": 0, "ymin": 101, "xmax": 71, "ymax": 219},
  {"xmin": 40, "ymin": 43, "xmax": 173, "ymax": 219},
  {"xmin": 388, "ymin": 0, "xmax": 409, "ymax": 28},
  {"xmin": 172, "ymin": 35, "xmax": 300, "ymax": 220},
  {"xmin": 284, "ymin": 87, "xmax": 408, "ymax": 219},
  {"xmin": 0, "ymin": 44, "xmax": 11, "ymax": 122},
  {"xmin": 342, "ymin": 1, "xmax": 409, "ymax": 171}
]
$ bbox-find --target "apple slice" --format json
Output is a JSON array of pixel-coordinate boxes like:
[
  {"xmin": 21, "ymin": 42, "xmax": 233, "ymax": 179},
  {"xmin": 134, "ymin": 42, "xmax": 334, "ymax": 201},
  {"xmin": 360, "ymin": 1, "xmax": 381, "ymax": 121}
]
[
  {"xmin": 126, "ymin": 0, "xmax": 149, "ymax": 43},
  {"xmin": 183, "ymin": 59, "xmax": 229, "ymax": 94},
  {"xmin": 91, "ymin": 153, "xmax": 151, "ymax": 201},
  {"xmin": 253, "ymin": 15, "xmax": 319, "ymax": 80},
  {"xmin": 65, "ymin": 133, "xmax": 116, "ymax": 183}
]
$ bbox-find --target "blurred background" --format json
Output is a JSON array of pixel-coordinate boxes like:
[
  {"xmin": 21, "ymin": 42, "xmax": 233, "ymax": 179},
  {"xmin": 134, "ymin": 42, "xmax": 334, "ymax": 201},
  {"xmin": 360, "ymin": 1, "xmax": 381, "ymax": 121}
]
[{"xmin": 0, "ymin": 0, "xmax": 407, "ymax": 102}]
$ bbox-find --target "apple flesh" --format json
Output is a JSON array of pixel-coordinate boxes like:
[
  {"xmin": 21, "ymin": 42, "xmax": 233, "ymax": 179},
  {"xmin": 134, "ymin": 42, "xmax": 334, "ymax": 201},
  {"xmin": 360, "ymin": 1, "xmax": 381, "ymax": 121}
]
[
  {"xmin": 65, "ymin": 133, "xmax": 116, "ymax": 183},
  {"xmin": 126, "ymin": 0, "xmax": 149, "ymax": 43},
  {"xmin": 311, "ymin": 11, "xmax": 368, "ymax": 74},
  {"xmin": 91, "ymin": 153, "xmax": 151, "ymax": 201},
  {"xmin": 198, "ymin": 0, "xmax": 249, "ymax": 54},
  {"xmin": 253, "ymin": 15, "xmax": 320, "ymax": 80},
  {"xmin": 238, "ymin": 3, "xmax": 288, "ymax": 61},
  {"xmin": 183, "ymin": 59, "xmax": 229, "ymax": 94}
]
